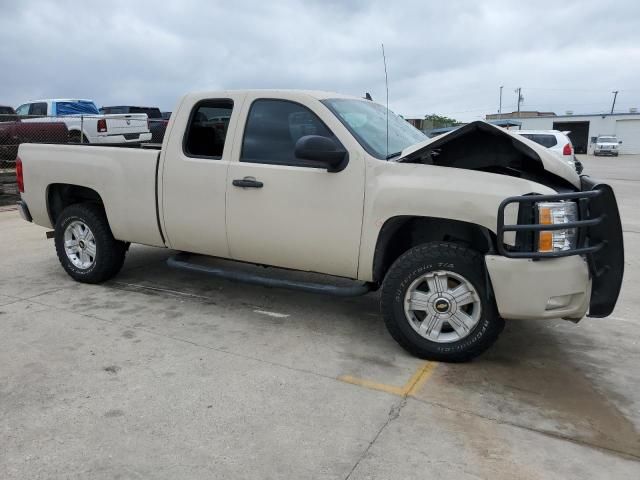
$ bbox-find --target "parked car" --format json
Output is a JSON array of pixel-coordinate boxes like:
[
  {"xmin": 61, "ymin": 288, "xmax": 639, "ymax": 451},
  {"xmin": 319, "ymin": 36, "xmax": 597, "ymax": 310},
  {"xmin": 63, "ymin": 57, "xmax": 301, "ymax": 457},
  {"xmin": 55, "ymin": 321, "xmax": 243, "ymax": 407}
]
[
  {"xmin": 0, "ymin": 105, "xmax": 68, "ymax": 162},
  {"xmin": 16, "ymin": 90, "xmax": 623, "ymax": 362},
  {"xmin": 594, "ymin": 135, "xmax": 621, "ymax": 156},
  {"xmin": 100, "ymin": 106, "xmax": 168, "ymax": 144},
  {"xmin": 514, "ymin": 130, "xmax": 582, "ymax": 174},
  {"xmin": 16, "ymin": 99, "xmax": 151, "ymax": 145}
]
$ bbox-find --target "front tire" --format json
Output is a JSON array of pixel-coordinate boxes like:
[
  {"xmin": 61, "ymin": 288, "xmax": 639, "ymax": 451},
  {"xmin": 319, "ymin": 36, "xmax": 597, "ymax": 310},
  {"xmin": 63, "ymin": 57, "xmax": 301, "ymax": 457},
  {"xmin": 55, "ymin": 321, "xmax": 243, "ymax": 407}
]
[
  {"xmin": 54, "ymin": 203, "xmax": 126, "ymax": 283},
  {"xmin": 380, "ymin": 242, "xmax": 504, "ymax": 362}
]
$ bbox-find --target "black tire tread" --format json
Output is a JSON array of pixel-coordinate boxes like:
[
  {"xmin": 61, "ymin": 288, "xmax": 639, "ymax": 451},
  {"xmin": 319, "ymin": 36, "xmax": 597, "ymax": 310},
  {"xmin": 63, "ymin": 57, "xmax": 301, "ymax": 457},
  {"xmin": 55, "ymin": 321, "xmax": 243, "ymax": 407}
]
[
  {"xmin": 54, "ymin": 203, "xmax": 126, "ymax": 284},
  {"xmin": 381, "ymin": 241, "xmax": 504, "ymax": 362}
]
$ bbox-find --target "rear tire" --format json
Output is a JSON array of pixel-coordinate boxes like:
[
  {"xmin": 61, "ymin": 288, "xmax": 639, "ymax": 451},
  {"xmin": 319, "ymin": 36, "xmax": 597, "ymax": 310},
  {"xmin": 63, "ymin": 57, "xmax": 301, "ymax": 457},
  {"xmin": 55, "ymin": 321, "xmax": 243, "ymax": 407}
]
[
  {"xmin": 69, "ymin": 131, "xmax": 88, "ymax": 144},
  {"xmin": 380, "ymin": 242, "xmax": 504, "ymax": 362},
  {"xmin": 54, "ymin": 203, "xmax": 126, "ymax": 283}
]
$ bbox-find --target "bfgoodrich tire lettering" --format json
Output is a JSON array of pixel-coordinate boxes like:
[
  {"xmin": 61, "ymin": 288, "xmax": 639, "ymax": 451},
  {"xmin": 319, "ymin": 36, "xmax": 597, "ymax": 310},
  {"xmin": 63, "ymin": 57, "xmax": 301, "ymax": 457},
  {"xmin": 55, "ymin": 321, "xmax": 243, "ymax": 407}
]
[
  {"xmin": 54, "ymin": 203, "xmax": 126, "ymax": 284},
  {"xmin": 381, "ymin": 242, "xmax": 504, "ymax": 362}
]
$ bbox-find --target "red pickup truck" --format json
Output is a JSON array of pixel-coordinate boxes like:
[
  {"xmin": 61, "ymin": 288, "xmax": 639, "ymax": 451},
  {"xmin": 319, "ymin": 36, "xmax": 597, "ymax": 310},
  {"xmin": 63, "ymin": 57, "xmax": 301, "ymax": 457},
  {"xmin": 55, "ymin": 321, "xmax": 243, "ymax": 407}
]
[{"xmin": 0, "ymin": 106, "xmax": 69, "ymax": 162}]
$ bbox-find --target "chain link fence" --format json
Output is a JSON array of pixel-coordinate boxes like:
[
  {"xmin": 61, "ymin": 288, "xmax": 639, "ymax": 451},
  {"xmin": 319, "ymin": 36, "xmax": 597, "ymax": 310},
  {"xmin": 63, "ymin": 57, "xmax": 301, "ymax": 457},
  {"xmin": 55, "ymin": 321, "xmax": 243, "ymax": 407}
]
[{"xmin": 0, "ymin": 113, "xmax": 167, "ymax": 204}]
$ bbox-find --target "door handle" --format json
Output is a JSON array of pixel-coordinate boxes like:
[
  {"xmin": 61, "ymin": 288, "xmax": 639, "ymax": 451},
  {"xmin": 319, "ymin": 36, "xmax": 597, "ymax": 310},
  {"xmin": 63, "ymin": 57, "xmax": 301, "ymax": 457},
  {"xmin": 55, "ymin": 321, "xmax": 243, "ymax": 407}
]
[{"xmin": 232, "ymin": 177, "xmax": 263, "ymax": 188}]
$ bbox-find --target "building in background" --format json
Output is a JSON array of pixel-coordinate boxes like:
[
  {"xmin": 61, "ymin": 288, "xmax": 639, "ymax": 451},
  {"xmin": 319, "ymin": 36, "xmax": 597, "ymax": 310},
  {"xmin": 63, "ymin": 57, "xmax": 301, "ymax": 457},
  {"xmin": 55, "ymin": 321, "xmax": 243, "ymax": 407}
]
[
  {"xmin": 485, "ymin": 111, "xmax": 640, "ymax": 154},
  {"xmin": 486, "ymin": 111, "xmax": 556, "ymax": 120}
]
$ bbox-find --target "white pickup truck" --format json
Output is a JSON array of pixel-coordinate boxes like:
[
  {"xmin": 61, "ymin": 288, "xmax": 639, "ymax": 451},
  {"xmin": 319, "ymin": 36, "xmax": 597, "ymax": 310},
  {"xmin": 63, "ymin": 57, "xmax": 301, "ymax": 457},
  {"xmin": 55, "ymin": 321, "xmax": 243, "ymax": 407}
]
[
  {"xmin": 15, "ymin": 99, "xmax": 152, "ymax": 145},
  {"xmin": 16, "ymin": 90, "xmax": 624, "ymax": 361}
]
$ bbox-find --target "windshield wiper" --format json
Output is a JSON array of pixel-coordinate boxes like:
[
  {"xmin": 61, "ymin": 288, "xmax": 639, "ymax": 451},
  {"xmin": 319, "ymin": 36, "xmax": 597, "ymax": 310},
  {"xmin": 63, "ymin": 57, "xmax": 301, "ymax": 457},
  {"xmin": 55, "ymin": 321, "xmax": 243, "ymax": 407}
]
[{"xmin": 386, "ymin": 151, "xmax": 402, "ymax": 160}]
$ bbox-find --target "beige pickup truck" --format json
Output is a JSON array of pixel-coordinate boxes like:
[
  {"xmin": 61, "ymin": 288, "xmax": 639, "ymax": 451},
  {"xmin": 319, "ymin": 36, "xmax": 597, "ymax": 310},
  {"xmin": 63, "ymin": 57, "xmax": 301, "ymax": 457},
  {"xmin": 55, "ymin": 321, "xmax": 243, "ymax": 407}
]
[{"xmin": 16, "ymin": 90, "xmax": 624, "ymax": 361}]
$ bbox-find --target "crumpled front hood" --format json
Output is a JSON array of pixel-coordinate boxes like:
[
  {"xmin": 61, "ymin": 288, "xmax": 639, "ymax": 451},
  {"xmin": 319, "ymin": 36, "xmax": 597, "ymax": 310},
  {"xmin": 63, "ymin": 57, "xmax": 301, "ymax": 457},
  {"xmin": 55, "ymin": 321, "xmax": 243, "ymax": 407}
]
[{"xmin": 396, "ymin": 121, "xmax": 581, "ymax": 189}]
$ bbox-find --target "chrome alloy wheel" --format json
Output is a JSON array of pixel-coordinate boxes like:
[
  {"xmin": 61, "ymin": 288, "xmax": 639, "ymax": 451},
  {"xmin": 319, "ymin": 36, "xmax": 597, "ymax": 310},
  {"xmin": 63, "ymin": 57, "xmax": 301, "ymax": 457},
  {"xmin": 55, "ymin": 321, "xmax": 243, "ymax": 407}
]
[
  {"xmin": 403, "ymin": 270, "xmax": 482, "ymax": 343},
  {"xmin": 63, "ymin": 220, "xmax": 97, "ymax": 269}
]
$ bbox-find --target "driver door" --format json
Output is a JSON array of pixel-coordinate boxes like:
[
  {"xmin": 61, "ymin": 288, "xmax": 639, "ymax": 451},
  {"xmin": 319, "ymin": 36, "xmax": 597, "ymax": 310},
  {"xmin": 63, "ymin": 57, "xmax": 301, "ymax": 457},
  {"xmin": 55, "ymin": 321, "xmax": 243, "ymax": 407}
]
[{"xmin": 225, "ymin": 95, "xmax": 365, "ymax": 278}]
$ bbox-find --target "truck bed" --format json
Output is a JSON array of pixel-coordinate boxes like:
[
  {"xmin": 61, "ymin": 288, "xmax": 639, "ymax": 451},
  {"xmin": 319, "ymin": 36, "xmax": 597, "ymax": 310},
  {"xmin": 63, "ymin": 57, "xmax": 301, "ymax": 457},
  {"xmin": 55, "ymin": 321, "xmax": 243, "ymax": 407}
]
[
  {"xmin": 0, "ymin": 121, "xmax": 68, "ymax": 161},
  {"xmin": 18, "ymin": 143, "xmax": 165, "ymax": 247}
]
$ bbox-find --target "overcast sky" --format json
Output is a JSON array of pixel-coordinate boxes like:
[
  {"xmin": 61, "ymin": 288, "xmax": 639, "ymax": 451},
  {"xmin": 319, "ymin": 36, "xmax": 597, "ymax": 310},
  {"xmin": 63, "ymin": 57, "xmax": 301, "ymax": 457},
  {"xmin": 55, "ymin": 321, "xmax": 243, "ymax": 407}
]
[{"xmin": 1, "ymin": 0, "xmax": 639, "ymax": 121}]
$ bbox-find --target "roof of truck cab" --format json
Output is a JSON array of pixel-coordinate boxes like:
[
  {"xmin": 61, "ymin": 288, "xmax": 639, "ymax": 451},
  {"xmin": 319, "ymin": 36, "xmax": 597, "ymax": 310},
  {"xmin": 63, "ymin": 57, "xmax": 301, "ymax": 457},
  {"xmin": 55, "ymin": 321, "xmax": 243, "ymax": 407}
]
[
  {"xmin": 23, "ymin": 99, "xmax": 95, "ymax": 103},
  {"xmin": 187, "ymin": 89, "xmax": 362, "ymax": 101}
]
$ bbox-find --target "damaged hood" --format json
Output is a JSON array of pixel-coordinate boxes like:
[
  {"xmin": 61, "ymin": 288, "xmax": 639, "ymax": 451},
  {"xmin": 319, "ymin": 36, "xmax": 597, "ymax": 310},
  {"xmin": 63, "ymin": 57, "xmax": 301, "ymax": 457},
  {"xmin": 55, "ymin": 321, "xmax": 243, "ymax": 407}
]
[{"xmin": 396, "ymin": 121, "xmax": 581, "ymax": 189}]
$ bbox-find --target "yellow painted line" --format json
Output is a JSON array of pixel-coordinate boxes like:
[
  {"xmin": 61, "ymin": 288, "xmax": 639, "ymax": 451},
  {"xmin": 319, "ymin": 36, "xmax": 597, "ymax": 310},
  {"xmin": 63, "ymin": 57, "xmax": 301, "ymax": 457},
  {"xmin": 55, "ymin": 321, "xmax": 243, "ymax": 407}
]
[
  {"xmin": 338, "ymin": 375, "xmax": 406, "ymax": 396},
  {"xmin": 338, "ymin": 361, "xmax": 438, "ymax": 398},
  {"xmin": 405, "ymin": 361, "xmax": 438, "ymax": 397}
]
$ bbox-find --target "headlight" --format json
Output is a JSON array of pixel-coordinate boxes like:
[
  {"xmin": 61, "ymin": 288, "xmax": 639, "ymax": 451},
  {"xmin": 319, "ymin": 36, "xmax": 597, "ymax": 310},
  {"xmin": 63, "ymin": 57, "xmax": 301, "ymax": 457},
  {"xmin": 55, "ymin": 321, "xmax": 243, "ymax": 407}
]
[{"xmin": 537, "ymin": 201, "xmax": 578, "ymax": 252}]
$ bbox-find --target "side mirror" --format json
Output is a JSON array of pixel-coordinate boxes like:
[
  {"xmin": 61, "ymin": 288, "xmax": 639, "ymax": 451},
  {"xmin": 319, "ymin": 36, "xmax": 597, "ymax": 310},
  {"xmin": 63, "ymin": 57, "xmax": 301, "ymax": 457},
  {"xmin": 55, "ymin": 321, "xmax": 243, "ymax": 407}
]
[{"xmin": 294, "ymin": 135, "xmax": 348, "ymax": 172}]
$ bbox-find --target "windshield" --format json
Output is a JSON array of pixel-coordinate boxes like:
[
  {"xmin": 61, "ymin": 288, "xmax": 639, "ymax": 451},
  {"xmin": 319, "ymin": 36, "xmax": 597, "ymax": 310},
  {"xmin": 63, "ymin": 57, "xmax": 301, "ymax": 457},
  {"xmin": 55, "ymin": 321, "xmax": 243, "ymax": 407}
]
[
  {"xmin": 322, "ymin": 98, "xmax": 427, "ymax": 159},
  {"xmin": 598, "ymin": 137, "xmax": 617, "ymax": 143}
]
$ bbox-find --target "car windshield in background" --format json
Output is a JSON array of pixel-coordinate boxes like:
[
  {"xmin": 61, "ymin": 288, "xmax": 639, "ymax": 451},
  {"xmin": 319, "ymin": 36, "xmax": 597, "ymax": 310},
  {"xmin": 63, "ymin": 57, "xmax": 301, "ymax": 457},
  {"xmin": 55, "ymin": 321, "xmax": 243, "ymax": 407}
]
[
  {"xmin": 0, "ymin": 106, "xmax": 17, "ymax": 122},
  {"xmin": 56, "ymin": 101, "xmax": 100, "ymax": 116},
  {"xmin": 322, "ymin": 98, "xmax": 427, "ymax": 159},
  {"xmin": 598, "ymin": 137, "xmax": 617, "ymax": 143}
]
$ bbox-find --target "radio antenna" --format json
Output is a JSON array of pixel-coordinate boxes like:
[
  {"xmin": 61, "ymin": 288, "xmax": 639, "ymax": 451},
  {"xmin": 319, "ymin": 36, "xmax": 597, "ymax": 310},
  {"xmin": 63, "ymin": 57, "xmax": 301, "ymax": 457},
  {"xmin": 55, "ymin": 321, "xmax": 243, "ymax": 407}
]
[{"xmin": 381, "ymin": 43, "xmax": 389, "ymax": 158}]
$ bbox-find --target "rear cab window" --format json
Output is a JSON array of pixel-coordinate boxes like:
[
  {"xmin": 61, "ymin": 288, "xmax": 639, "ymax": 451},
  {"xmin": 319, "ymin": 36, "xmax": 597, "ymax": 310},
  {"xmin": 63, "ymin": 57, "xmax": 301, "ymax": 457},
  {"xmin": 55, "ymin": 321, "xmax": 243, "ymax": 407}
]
[
  {"xmin": 183, "ymin": 99, "xmax": 234, "ymax": 159},
  {"xmin": 101, "ymin": 107, "xmax": 127, "ymax": 114},
  {"xmin": 0, "ymin": 106, "xmax": 17, "ymax": 122},
  {"xmin": 54, "ymin": 101, "xmax": 100, "ymax": 116},
  {"xmin": 129, "ymin": 107, "xmax": 162, "ymax": 119}
]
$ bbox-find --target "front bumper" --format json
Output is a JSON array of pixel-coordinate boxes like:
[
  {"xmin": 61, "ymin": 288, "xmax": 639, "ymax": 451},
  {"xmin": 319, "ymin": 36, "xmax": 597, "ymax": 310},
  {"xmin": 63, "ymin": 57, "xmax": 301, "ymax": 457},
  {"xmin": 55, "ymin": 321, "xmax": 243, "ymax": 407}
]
[
  {"xmin": 594, "ymin": 149, "xmax": 618, "ymax": 155},
  {"xmin": 486, "ymin": 255, "xmax": 591, "ymax": 320},
  {"xmin": 491, "ymin": 177, "xmax": 624, "ymax": 320}
]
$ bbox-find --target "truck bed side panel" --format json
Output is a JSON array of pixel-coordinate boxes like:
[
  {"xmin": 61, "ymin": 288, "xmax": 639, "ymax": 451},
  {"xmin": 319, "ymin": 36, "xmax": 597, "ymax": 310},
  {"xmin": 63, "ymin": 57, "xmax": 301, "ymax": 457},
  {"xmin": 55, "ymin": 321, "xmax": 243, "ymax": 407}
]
[{"xmin": 19, "ymin": 143, "xmax": 165, "ymax": 247}]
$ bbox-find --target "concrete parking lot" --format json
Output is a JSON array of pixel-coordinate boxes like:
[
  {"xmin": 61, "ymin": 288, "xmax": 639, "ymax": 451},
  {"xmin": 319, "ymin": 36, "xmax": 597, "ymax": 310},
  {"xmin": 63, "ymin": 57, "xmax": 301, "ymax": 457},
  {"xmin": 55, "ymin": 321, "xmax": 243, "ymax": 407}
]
[{"xmin": 1, "ymin": 155, "xmax": 639, "ymax": 479}]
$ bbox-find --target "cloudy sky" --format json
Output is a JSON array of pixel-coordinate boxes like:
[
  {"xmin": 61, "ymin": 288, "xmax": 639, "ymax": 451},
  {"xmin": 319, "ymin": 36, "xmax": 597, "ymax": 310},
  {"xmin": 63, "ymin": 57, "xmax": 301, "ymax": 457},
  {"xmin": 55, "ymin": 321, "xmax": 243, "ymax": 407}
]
[{"xmin": 1, "ymin": 0, "xmax": 639, "ymax": 121}]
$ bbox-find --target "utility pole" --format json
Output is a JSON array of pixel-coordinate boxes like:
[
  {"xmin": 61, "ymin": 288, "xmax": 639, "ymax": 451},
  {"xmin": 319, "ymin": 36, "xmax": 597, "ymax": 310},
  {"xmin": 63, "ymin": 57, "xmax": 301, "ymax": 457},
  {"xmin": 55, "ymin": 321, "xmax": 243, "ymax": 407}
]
[
  {"xmin": 499, "ymin": 86, "xmax": 503, "ymax": 119},
  {"xmin": 516, "ymin": 87, "xmax": 522, "ymax": 115},
  {"xmin": 610, "ymin": 90, "xmax": 619, "ymax": 114}
]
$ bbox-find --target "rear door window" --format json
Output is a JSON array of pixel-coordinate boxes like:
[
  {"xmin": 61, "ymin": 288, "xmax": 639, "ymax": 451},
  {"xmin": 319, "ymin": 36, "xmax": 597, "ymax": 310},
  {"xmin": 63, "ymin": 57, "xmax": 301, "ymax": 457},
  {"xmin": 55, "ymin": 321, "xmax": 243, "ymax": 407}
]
[
  {"xmin": 183, "ymin": 100, "xmax": 234, "ymax": 159},
  {"xmin": 521, "ymin": 134, "xmax": 557, "ymax": 148},
  {"xmin": 28, "ymin": 102, "xmax": 48, "ymax": 117}
]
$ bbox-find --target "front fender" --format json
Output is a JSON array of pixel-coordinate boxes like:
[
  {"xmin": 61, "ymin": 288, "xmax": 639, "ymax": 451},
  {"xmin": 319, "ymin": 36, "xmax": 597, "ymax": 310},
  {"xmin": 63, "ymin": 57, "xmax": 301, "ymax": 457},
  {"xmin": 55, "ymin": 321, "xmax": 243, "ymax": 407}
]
[{"xmin": 357, "ymin": 161, "xmax": 556, "ymax": 281}]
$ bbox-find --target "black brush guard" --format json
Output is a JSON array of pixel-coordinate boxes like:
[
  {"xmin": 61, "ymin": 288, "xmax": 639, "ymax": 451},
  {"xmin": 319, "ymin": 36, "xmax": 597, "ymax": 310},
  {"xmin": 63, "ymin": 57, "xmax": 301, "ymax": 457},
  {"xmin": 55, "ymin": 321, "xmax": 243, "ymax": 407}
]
[{"xmin": 497, "ymin": 177, "xmax": 624, "ymax": 318}]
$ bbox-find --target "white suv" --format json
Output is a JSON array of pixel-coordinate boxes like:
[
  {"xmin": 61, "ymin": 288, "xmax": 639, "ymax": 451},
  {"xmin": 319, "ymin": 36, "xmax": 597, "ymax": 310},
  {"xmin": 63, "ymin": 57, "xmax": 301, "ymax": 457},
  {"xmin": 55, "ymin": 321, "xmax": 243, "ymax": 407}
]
[
  {"xmin": 513, "ymin": 130, "xmax": 581, "ymax": 173},
  {"xmin": 594, "ymin": 136, "xmax": 620, "ymax": 156}
]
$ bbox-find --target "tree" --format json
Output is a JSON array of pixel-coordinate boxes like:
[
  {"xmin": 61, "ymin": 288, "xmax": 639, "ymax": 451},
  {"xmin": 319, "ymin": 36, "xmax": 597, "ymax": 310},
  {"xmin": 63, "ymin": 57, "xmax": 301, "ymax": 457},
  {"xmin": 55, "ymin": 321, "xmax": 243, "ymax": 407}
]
[{"xmin": 423, "ymin": 114, "xmax": 460, "ymax": 130}]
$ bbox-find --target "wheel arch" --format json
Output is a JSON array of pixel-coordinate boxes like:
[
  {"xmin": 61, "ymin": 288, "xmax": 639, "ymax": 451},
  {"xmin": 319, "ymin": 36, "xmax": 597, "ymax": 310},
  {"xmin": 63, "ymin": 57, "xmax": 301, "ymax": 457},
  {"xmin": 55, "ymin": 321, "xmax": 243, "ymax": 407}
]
[
  {"xmin": 47, "ymin": 183, "xmax": 106, "ymax": 227},
  {"xmin": 372, "ymin": 216, "xmax": 496, "ymax": 284}
]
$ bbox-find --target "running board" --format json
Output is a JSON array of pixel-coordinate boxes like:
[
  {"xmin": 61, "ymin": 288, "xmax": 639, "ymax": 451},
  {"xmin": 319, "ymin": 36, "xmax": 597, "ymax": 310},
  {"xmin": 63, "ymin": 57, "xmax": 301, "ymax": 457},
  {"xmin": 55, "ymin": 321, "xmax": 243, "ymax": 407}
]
[{"xmin": 167, "ymin": 254, "xmax": 372, "ymax": 297}]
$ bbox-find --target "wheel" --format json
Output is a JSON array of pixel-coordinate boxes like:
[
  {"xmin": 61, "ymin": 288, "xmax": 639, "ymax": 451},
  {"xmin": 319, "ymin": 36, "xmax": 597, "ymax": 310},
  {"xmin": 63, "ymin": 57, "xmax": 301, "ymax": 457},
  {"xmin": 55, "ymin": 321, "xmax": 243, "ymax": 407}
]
[
  {"xmin": 54, "ymin": 203, "xmax": 126, "ymax": 283},
  {"xmin": 380, "ymin": 242, "xmax": 504, "ymax": 362},
  {"xmin": 69, "ymin": 131, "xmax": 88, "ymax": 144}
]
